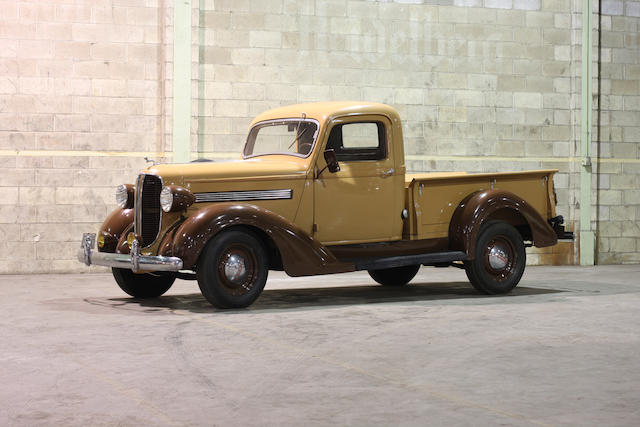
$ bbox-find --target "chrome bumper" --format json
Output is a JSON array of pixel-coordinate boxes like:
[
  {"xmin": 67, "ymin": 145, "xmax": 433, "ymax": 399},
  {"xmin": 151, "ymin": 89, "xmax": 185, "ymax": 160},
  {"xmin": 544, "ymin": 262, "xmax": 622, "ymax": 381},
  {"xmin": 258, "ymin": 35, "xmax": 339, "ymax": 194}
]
[{"xmin": 77, "ymin": 233, "xmax": 183, "ymax": 273}]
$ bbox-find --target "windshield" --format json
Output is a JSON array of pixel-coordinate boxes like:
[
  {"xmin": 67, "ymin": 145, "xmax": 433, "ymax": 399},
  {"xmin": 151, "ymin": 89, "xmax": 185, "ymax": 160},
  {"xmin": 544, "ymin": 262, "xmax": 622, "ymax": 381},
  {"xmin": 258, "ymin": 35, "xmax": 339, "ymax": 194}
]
[{"xmin": 243, "ymin": 119, "xmax": 319, "ymax": 158}]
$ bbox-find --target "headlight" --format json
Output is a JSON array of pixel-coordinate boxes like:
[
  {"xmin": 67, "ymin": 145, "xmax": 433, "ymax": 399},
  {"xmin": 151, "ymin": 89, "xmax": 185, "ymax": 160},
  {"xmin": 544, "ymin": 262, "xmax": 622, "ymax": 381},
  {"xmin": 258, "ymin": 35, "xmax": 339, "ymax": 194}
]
[
  {"xmin": 159, "ymin": 185, "xmax": 195, "ymax": 213},
  {"xmin": 115, "ymin": 184, "xmax": 134, "ymax": 209},
  {"xmin": 160, "ymin": 186, "xmax": 174, "ymax": 212}
]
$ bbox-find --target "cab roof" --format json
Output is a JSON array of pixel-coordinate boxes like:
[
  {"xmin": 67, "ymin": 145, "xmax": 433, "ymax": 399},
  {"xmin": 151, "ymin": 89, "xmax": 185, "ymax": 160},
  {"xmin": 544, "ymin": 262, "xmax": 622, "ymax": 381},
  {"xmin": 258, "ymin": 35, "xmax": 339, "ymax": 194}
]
[{"xmin": 249, "ymin": 101, "xmax": 401, "ymax": 127}]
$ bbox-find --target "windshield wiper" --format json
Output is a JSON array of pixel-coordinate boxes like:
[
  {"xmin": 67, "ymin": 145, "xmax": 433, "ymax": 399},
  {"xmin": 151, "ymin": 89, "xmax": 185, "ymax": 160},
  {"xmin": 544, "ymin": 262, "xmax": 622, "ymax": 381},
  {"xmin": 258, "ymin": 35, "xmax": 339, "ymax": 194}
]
[{"xmin": 286, "ymin": 113, "xmax": 308, "ymax": 150}]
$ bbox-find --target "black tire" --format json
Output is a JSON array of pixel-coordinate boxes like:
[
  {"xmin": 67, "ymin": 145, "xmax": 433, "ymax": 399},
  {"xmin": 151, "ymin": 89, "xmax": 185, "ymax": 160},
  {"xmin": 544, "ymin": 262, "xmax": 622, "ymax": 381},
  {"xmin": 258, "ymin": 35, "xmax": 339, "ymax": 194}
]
[
  {"xmin": 368, "ymin": 264, "xmax": 420, "ymax": 287},
  {"xmin": 112, "ymin": 268, "xmax": 175, "ymax": 298},
  {"xmin": 464, "ymin": 221, "xmax": 526, "ymax": 294},
  {"xmin": 196, "ymin": 229, "xmax": 268, "ymax": 309}
]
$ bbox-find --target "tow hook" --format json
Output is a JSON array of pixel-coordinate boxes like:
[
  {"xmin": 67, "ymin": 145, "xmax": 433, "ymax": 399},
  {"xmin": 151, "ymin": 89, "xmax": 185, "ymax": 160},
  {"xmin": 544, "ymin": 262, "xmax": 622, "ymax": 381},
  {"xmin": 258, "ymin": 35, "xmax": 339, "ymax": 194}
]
[{"xmin": 549, "ymin": 216, "xmax": 574, "ymax": 240}]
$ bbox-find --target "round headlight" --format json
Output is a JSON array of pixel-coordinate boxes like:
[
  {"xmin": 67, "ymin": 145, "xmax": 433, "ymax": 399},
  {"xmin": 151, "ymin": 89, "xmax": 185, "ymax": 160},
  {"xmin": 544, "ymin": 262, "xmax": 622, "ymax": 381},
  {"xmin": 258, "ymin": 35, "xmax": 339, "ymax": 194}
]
[
  {"xmin": 160, "ymin": 186, "xmax": 174, "ymax": 212},
  {"xmin": 115, "ymin": 185, "xmax": 129, "ymax": 208}
]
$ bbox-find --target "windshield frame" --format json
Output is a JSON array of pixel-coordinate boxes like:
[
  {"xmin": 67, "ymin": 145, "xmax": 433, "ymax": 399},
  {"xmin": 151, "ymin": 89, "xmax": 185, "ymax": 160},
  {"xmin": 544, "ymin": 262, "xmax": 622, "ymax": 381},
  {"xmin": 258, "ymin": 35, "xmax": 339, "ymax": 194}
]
[{"xmin": 242, "ymin": 118, "xmax": 320, "ymax": 160}]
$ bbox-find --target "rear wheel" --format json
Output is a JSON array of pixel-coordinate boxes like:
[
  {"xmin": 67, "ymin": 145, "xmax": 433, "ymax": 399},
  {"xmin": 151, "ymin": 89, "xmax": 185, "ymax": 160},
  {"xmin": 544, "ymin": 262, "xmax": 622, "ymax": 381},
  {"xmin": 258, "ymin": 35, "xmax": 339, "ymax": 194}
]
[
  {"xmin": 368, "ymin": 265, "xmax": 420, "ymax": 287},
  {"xmin": 196, "ymin": 229, "xmax": 268, "ymax": 309},
  {"xmin": 112, "ymin": 268, "xmax": 175, "ymax": 298},
  {"xmin": 464, "ymin": 221, "xmax": 526, "ymax": 294}
]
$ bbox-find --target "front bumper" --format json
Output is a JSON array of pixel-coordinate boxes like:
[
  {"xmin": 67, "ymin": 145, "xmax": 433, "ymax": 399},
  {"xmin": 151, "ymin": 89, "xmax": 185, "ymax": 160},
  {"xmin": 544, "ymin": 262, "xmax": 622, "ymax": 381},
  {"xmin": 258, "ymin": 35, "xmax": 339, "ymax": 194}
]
[{"xmin": 77, "ymin": 233, "xmax": 183, "ymax": 273}]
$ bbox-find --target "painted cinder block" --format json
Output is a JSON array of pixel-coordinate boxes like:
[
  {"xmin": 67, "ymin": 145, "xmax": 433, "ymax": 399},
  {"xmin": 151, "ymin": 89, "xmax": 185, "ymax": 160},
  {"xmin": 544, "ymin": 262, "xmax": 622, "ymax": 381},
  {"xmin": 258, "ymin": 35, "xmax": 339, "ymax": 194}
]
[
  {"xmin": 126, "ymin": 7, "xmax": 158, "ymax": 26},
  {"xmin": 514, "ymin": 0, "xmax": 540, "ymax": 11},
  {"xmin": 438, "ymin": 106, "xmax": 468, "ymax": 122},
  {"xmin": 0, "ymin": 206, "xmax": 37, "ymax": 224},
  {"xmin": 485, "ymin": 0, "xmax": 513, "ymax": 10},
  {"xmin": 55, "ymin": 4, "xmax": 92, "ymax": 23},
  {"xmin": 601, "ymin": 0, "xmax": 624, "ymax": 15},
  {"xmin": 514, "ymin": 92, "xmax": 543, "ymax": 108},
  {"xmin": 18, "ymin": 187, "xmax": 56, "ymax": 206}
]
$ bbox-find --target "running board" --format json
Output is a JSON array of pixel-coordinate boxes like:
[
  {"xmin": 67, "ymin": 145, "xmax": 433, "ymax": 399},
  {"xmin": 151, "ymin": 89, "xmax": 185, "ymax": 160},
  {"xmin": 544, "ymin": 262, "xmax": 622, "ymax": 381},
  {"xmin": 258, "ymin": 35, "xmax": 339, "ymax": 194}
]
[{"xmin": 354, "ymin": 251, "xmax": 468, "ymax": 271}]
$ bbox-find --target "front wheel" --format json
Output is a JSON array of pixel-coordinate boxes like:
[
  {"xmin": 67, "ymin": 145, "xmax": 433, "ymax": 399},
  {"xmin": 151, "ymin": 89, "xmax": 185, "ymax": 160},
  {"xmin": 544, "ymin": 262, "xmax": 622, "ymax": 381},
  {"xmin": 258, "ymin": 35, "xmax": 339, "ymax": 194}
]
[
  {"xmin": 368, "ymin": 265, "xmax": 420, "ymax": 287},
  {"xmin": 464, "ymin": 221, "xmax": 526, "ymax": 294},
  {"xmin": 112, "ymin": 268, "xmax": 175, "ymax": 298},
  {"xmin": 196, "ymin": 229, "xmax": 268, "ymax": 309}
]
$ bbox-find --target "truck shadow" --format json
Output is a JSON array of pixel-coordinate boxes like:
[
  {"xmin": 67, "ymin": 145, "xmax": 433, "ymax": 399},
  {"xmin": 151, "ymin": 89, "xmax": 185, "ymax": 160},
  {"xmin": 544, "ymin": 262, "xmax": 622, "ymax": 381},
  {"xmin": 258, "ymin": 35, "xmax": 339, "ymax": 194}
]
[{"xmin": 109, "ymin": 281, "xmax": 562, "ymax": 314}]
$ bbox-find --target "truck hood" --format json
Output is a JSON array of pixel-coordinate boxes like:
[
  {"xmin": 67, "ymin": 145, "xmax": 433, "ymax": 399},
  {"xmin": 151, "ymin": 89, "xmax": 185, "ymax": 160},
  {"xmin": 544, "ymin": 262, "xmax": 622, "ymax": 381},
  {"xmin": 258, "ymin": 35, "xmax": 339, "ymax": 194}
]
[{"xmin": 144, "ymin": 156, "xmax": 310, "ymax": 185}]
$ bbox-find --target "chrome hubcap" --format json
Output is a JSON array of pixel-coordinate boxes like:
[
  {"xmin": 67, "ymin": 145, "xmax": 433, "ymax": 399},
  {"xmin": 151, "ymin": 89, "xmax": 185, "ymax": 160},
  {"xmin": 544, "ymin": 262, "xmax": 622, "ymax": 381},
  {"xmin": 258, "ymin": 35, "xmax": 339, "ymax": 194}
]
[
  {"xmin": 488, "ymin": 244, "xmax": 509, "ymax": 270},
  {"xmin": 224, "ymin": 254, "xmax": 247, "ymax": 284}
]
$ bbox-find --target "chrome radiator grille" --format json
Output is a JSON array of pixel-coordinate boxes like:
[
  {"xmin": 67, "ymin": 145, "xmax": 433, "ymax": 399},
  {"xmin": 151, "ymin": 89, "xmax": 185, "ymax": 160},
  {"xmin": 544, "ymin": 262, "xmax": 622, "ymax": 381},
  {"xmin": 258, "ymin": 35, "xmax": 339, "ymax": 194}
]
[{"xmin": 135, "ymin": 174, "xmax": 163, "ymax": 247}]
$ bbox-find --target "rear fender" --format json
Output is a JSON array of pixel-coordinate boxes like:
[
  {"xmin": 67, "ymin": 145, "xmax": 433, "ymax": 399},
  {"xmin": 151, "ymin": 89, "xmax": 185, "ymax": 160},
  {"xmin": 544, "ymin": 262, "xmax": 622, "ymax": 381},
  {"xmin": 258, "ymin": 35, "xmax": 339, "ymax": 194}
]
[
  {"xmin": 449, "ymin": 190, "xmax": 557, "ymax": 259},
  {"xmin": 169, "ymin": 203, "xmax": 353, "ymax": 276}
]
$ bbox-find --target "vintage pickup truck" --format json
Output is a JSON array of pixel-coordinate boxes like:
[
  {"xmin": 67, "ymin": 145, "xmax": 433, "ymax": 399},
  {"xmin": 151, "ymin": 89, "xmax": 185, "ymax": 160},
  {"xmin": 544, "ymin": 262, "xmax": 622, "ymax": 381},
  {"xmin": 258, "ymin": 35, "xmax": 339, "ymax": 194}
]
[{"xmin": 78, "ymin": 102, "xmax": 572, "ymax": 308}]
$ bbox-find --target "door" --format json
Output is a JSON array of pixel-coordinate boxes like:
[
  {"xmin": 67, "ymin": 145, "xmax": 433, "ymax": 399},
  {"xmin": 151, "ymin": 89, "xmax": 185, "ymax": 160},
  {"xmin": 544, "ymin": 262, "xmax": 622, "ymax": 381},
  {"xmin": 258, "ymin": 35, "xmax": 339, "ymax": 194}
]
[{"xmin": 313, "ymin": 115, "xmax": 398, "ymax": 245}]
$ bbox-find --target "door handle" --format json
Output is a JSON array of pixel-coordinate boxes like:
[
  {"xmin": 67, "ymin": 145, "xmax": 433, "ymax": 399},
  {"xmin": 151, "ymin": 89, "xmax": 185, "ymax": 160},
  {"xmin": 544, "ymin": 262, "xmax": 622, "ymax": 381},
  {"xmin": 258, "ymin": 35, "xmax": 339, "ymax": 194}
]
[{"xmin": 381, "ymin": 168, "xmax": 395, "ymax": 177}]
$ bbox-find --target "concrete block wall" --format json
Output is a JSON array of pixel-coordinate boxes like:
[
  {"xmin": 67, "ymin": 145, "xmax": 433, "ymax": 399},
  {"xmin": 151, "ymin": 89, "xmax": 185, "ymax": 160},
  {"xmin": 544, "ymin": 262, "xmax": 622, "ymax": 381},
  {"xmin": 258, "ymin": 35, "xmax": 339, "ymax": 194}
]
[
  {"xmin": 0, "ymin": 0, "xmax": 171, "ymax": 273},
  {"xmin": 592, "ymin": 1, "xmax": 640, "ymax": 263},
  {"xmin": 0, "ymin": 0, "xmax": 638, "ymax": 273}
]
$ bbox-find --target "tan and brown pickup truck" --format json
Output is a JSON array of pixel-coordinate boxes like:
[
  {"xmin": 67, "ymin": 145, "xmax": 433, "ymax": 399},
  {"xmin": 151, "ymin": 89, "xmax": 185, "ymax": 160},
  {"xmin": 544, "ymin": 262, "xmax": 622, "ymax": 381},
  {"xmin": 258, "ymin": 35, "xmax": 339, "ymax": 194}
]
[{"xmin": 78, "ymin": 102, "xmax": 572, "ymax": 308}]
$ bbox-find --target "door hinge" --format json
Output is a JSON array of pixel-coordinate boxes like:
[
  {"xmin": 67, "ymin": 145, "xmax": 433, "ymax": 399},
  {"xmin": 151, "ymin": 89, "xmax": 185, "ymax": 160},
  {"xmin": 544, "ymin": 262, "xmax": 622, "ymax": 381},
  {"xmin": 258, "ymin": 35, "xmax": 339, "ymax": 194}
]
[{"xmin": 312, "ymin": 223, "xmax": 318, "ymax": 233}]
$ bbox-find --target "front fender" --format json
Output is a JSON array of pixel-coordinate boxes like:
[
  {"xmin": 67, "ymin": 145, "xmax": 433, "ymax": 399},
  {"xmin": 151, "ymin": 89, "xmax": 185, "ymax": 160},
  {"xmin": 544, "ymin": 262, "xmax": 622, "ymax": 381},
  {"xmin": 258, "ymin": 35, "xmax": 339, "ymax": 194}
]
[
  {"xmin": 98, "ymin": 208, "xmax": 134, "ymax": 252},
  {"xmin": 449, "ymin": 190, "xmax": 557, "ymax": 258},
  {"xmin": 167, "ymin": 203, "xmax": 353, "ymax": 276}
]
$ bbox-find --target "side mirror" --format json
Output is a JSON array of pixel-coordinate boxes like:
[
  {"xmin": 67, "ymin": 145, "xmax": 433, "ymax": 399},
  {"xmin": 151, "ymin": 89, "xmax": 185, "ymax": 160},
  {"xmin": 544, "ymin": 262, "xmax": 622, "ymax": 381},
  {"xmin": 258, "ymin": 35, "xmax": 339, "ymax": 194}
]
[{"xmin": 323, "ymin": 149, "xmax": 340, "ymax": 173}]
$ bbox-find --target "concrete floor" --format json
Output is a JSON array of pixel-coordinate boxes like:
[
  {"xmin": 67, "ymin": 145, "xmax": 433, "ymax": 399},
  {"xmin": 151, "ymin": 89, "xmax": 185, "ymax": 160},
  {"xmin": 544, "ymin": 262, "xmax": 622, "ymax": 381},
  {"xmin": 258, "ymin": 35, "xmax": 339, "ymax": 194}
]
[{"xmin": 1, "ymin": 265, "xmax": 639, "ymax": 426}]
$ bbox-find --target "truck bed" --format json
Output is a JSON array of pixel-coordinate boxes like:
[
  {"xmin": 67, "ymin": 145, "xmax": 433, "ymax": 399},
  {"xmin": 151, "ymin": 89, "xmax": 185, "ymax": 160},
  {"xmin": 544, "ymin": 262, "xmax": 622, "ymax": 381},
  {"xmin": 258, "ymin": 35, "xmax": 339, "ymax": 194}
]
[{"xmin": 404, "ymin": 169, "xmax": 557, "ymax": 240}]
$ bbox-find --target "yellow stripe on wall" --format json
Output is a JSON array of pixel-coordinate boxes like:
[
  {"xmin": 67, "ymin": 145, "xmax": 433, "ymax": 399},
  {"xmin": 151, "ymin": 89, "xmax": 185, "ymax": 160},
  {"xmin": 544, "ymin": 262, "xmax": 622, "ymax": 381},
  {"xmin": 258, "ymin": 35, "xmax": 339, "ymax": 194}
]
[
  {"xmin": 0, "ymin": 150, "xmax": 171, "ymax": 158},
  {"xmin": 0, "ymin": 150, "xmax": 638, "ymax": 164}
]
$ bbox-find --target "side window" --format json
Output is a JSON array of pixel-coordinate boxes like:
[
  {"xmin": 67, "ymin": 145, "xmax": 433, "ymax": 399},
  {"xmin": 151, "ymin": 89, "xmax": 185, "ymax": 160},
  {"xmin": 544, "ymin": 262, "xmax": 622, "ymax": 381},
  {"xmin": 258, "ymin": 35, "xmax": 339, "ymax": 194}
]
[{"xmin": 326, "ymin": 122, "xmax": 386, "ymax": 161}]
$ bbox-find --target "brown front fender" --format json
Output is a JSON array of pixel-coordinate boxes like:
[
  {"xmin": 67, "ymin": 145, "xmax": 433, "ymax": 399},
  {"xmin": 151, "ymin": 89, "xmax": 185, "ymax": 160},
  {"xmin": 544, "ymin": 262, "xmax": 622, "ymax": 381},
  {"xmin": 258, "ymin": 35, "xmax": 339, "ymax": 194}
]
[
  {"xmin": 449, "ymin": 190, "xmax": 557, "ymax": 259},
  {"xmin": 166, "ymin": 203, "xmax": 354, "ymax": 276},
  {"xmin": 98, "ymin": 208, "xmax": 134, "ymax": 252}
]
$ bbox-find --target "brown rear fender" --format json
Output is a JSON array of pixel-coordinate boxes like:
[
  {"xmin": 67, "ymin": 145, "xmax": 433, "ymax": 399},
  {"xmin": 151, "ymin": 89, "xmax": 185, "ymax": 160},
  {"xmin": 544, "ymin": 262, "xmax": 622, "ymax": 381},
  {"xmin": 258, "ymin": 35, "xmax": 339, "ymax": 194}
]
[
  {"xmin": 169, "ymin": 203, "xmax": 354, "ymax": 276},
  {"xmin": 98, "ymin": 208, "xmax": 134, "ymax": 253},
  {"xmin": 449, "ymin": 190, "xmax": 557, "ymax": 259}
]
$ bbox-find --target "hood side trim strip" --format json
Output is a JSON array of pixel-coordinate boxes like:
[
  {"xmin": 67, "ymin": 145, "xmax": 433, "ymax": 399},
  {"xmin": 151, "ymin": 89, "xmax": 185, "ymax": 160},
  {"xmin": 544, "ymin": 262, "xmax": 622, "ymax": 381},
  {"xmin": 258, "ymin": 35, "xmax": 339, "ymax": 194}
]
[{"xmin": 195, "ymin": 189, "xmax": 293, "ymax": 203}]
